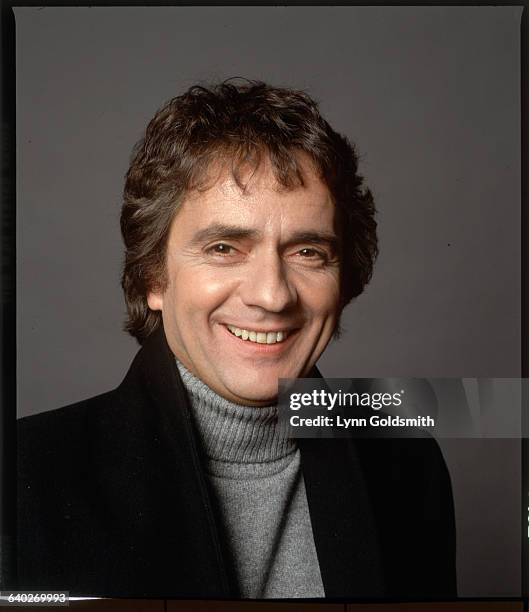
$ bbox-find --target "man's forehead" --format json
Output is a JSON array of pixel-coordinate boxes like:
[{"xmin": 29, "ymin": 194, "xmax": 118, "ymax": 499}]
[
  {"xmin": 178, "ymin": 173, "xmax": 335, "ymax": 233},
  {"xmin": 167, "ymin": 152, "xmax": 338, "ymax": 247}
]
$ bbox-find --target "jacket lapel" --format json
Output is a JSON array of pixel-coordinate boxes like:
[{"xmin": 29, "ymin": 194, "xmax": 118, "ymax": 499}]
[
  {"xmin": 120, "ymin": 327, "xmax": 233, "ymax": 597},
  {"xmin": 298, "ymin": 371, "xmax": 385, "ymax": 597}
]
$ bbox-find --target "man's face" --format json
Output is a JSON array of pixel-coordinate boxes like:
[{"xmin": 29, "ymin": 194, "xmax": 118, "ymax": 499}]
[{"xmin": 148, "ymin": 156, "xmax": 341, "ymax": 405}]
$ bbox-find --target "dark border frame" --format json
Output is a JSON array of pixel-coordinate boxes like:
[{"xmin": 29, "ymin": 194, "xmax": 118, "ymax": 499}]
[{"xmin": 1, "ymin": 1, "xmax": 527, "ymax": 605}]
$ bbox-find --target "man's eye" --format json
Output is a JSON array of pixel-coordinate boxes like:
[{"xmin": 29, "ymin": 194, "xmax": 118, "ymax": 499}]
[
  {"xmin": 207, "ymin": 243, "xmax": 235, "ymax": 256},
  {"xmin": 298, "ymin": 247, "xmax": 326, "ymax": 260}
]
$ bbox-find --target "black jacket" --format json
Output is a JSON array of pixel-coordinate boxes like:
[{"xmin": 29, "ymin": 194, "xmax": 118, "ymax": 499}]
[{"xmin": 18, "ymin": 328, "xmax": 457, "ymax": 599}]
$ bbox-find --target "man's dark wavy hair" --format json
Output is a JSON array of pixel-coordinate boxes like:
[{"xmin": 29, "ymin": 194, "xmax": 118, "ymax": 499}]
[{"xmin": 121, "ymin": 79, "xmax": 378, "ymax": 343}]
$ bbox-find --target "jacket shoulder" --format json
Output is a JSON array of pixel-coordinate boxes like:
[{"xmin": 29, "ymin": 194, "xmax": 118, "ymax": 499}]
[
  {"xmin": 18, "ymin": 388, "xmax": 121, "ymax": 442},
  {"xmin": 17, "ymin": 390, "xmax": 120, "ymax": 482},
  {"xmin": 18, "ymin": 390, "xmax": 116, "ymax": 432}
]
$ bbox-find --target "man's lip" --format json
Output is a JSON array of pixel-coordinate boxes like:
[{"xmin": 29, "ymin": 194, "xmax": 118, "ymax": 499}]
[{"xmin": 222, "ymin": 323, "xmax": 299, "ymax": 334}]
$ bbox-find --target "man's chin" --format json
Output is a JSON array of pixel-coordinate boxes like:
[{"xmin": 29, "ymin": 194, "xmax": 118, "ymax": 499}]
[
  {"xmin": 220, "ymin": 378, "xmax": 281, "ymax": 407},
  {"xmin": 210, "ymin": 363, "xmax": 302, "ymax": 405},
  {"xmin": 227, "ymin": 388, "xmax": 278, "ymax": 406}
]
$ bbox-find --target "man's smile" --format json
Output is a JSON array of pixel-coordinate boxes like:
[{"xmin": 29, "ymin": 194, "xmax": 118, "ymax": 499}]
[
  {"xmin": 220, "ymin": 323, "xmax": 301, "ymax": 355},
  {"xmin": 225, "ymin": 324, "xmax": 291, "ymax": 344}
]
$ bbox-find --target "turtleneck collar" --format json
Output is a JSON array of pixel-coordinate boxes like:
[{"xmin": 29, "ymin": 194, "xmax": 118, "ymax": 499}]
[{"xmin": 176, "ymin": 360, "xmax": 296, "ymax": 464}]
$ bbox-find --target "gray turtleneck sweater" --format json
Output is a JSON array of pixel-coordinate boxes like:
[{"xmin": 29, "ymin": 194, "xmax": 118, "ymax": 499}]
[{"xmin": 176, "ymin": 362, "xmax": 325, "ymax": 599}]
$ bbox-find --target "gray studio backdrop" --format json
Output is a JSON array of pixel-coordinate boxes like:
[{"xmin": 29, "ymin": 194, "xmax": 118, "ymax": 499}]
[{"xmin": 16, "ymin": 6, "xmax": 522, "ymax": 597}]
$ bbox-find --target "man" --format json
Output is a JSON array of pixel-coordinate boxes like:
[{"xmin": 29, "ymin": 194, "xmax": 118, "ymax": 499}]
[{"xmin": 18, "ymin": 81, "xmax": 456, "ymax": 599}]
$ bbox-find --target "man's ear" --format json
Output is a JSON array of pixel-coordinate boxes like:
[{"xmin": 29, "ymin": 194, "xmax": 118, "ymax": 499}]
[{"xmin": 147, "ymin": 291, "xmax": 164, "ymax": 311}]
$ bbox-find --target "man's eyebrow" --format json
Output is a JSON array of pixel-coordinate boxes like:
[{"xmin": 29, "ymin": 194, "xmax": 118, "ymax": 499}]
[
  {"xmin": 188, "ymin": 225, "xmax": 339, "ymax": 251},
  {"xmin": 188, "ymin": 224, "xmax": 261, "ymax": 246},
  {"xmin": 287, "ymin": 231, "xmax": 339, "ymax": 251}
]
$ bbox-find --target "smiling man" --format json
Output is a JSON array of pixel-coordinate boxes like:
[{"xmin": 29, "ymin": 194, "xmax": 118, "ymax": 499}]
[{"xmin": 18, "ymin": 81, "xmax": 456, "ymax": 599}]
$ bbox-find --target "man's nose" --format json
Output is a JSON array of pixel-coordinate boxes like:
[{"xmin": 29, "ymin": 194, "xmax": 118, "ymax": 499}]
[{"xmin": 239, "ymin": 253, "xmax": 297, "ymax": 313}]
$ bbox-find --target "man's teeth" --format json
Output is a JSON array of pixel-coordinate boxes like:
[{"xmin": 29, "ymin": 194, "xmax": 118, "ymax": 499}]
[{"xmin": 226, "ymin": 325, "xmax": 288, "ymax": 344}]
